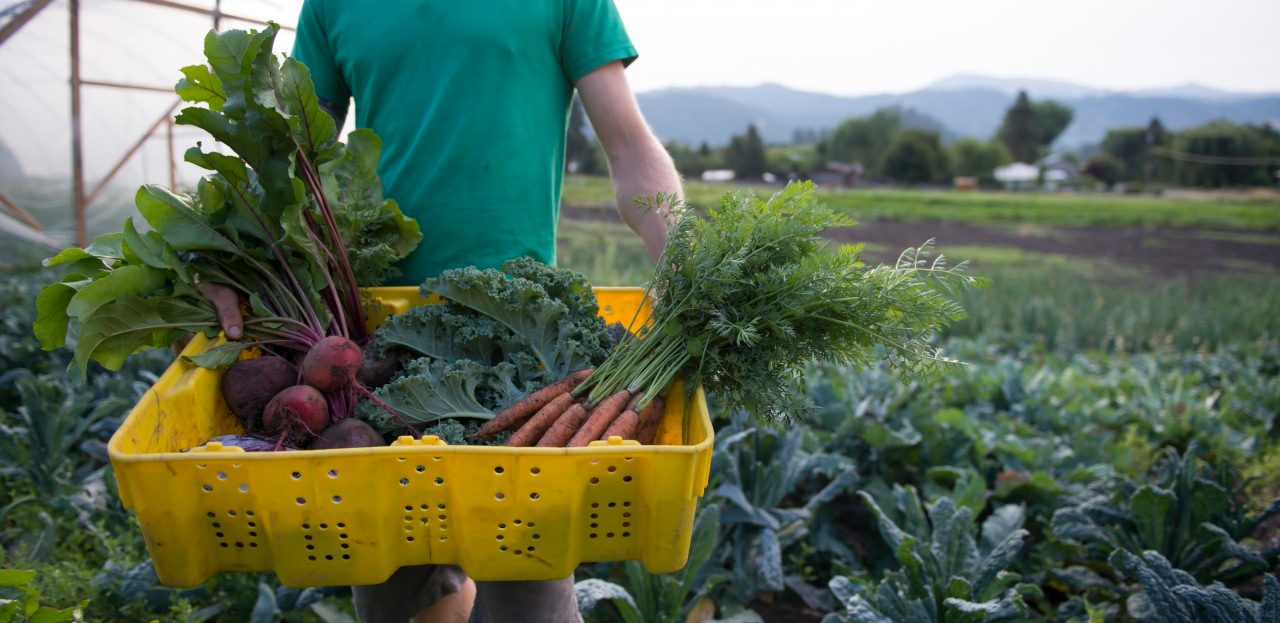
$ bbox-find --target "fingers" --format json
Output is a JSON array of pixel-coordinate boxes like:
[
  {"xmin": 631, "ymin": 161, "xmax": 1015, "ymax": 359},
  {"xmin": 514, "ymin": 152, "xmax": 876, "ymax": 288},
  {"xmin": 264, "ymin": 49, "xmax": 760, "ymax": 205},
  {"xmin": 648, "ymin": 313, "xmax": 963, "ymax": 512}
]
[
  {"xmin": 171, "ymin": 332, "xmax": 193, "ymax": 357},
  {"xmin": 199, "ymin": 282, "xmax": 244, "ymax": 339}
]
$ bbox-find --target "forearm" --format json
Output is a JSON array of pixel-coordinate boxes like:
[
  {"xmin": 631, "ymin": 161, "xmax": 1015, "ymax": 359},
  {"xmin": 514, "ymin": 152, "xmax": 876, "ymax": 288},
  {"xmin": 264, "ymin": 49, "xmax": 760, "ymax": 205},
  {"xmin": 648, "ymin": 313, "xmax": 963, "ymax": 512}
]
[{"xmin": 605, "ymin": 135, "xmax": 683, "ymax": 263}]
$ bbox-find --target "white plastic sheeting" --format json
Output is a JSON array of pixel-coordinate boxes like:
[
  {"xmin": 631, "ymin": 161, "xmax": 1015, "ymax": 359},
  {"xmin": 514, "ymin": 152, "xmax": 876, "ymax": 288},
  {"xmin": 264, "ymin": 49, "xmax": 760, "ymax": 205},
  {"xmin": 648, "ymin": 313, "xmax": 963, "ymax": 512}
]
[{"xmin": 0, "ymin": 0, "xmax": 301, "ymax": 253}]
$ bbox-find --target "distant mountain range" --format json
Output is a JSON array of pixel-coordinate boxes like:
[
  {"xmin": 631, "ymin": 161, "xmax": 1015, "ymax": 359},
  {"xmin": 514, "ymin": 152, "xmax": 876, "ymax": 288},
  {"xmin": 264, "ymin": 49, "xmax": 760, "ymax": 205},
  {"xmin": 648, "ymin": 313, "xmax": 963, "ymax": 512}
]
[{"xmin": 634, "ymin": 75, "xmax": 1280, "ymax": 149}]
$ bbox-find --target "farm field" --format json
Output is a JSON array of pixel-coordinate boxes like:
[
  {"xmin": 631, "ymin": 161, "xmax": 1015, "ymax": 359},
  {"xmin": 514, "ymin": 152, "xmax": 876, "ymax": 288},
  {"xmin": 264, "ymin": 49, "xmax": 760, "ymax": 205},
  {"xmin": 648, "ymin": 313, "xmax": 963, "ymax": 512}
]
[{"xmin": 1, "ymin": 183, "xmax": 1277, "ymax": 621}]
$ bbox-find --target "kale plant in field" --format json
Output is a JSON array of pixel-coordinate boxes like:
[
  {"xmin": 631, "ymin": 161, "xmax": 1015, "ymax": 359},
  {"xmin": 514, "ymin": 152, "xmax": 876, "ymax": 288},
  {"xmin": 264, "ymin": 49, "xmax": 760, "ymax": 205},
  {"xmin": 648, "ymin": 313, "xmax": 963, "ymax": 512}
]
[
  {"xmin": 822, "ymin": 486, "xmax": 1038, "ymax": 623},
  {"xmin": 1109, "ymin": 550, "xmax": 1280, "ymax": 623},
  {"xmin": 1051, "ymin": 448, "xmax": 1279, "ymax": 594}
]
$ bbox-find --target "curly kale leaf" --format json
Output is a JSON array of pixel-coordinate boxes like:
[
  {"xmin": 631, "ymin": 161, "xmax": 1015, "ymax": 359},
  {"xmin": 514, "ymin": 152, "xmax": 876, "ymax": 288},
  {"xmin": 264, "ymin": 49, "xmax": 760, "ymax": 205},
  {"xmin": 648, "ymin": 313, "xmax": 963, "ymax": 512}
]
[
  {"xmin": 363, "ymin": 359, "xmax": 531, "ymax": 430},
  {"xmin": 421, "ymin": 263, "xmax": 609, "ymax": 379},
  {"xmin": 376, "ymin": 304, "xmax": 513, "ymax": 363}
]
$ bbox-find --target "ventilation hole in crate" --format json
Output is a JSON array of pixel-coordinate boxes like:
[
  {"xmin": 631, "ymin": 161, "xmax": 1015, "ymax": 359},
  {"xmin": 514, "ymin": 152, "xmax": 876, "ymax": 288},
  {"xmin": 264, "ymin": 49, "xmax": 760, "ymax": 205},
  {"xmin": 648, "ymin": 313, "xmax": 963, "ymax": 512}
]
[
  {"xmin": 440, "ymin": 522, "xmax": 448, "ymax": 530},
  {"xmin": 302, "ymin": 523, "xmax": 310, "ymax": 530},
  {"xmin": 342, "ymin": 554, "xmax": 350, "ymax": 560},
  {"xmin": 527, "ymin": 522, "xmax": 535, "ymax": 527},
  {"xmin": 216, "ymin": 532, "xmax": 224, "ymax": 538},
  {"xmin": 341, "ymin": 543, "xmax": 349, "ymax": 549},
  {"xmin": 625, "ymin": 456, "xmax": 634, "ymax": 461},
  {"xmin": 234, "ymin": 463, "xmax": 241, "ymax": 468},
  {"xmin": 623, "ymin": 501, "xmax": 631, "ymax": 507},
  {"xmin": 405, "ymin": 526, "xmax": 412, "ymax": 532},
  {"xmin": 434, "ymin": 456, "xmax": 443, "ymax": 461},
  {"xmin": 434, "ymin": 477, "xmax": 445, "ymax": 485},
  {"xmin": 623, "ymin": 532, "xmax": 631, "ymax": 537},
  {"xmin": 406, "ymin": 536, "xmax": 415, "ymax": 542},
  {"xmin": 419, "ymin": 504, "xmax": 429, "ymax": 510},
  {"xmin": 589, "ymin": 533, "xmax": 597, "ymax": 539},
  {"xmin": 439, "ymin": 514, "xmax": 447, "ymax": 520},
  {"xmin": 496, "ymin": 535, "xmax": 504, "ymax": 541},
  {"xmin": 606, "ymin": 532, "xmax": 614, "ymax": 538},
  {"xmin": 331, "ymin": 495, "xmax": 342, "ymax": 504},
  {"xmin": 228, "ymin": 510, "xmax": 237, "ymax": 517},
  {"xmin": 239, "ymin": 484, "xmax": 249, "ymax": 492},
  {"xmin": 217, "ymin": 471, "xmax": 227, "ymax": 480},
  {"xmin": 590, "ymin": 513, "xmax": 598, "ymax": 519},
  {"xmin": 404, "ymin": 505, "xmax": 413, "ymax": 511},
  {"xmin": 623, "ymin": 476, "xmax": 632, "ymax": 483},
  {"xmin": 320, "ymin": 523, "xmax": 328, "ymax": 529},
  {"xmin": 207, "ymin": 511, "xmax": 215, "ymax": 518},
  {"xmin": 415, "ymin": 465, "xmax": 425, "ymax": 473},
  {"xmin": 340, "ymin": 533, "xmax": 347, "ymax": 539},
  {"xmin": 530, "ymin": 467, "xmax": 540, "ymax": 475},
  {"xmin": 399, "ymin": 478, "xmax": 409, "ymax": 486},
  {"xmin": 529, "ymin": 492, "xmax": 540, "ymax": 500},
  {"xmin": 202, "ymin": 484, "xmax": 212, "ymax": 492},
  {"xmin": 220, "ymin": 542, "xmax": 228, "ymax": 548},
  {"xmin": 498, "ymin": 523, "xmax": 506, "ymax": 529},
  {"xmin": 212, "ymin": 521, "xmax": 221, "ymax": 528},
  {"xmin": 532, "ymin": 533, "xmax": 540, "ymax": 540},
  {"xmin": 528, "ymin": 546, "xmax": 536, "ymax": 552},
  {"xmin": 309, "ymin": 555, "xmax": 316, "ymax": 561},
  {"xmin": 328, "ymin": 469, "xmax": 338, "ymax": 478},
  {"xmin": 440, "ymin": 536, "xmax": 448, "ymax": 542},
  {"xmin": 404, "ymin": 515, "xmax": 412, "ymax": 522},
  {"xmin": 622, "ymin": 512, "xmax": 631, "ymax": 518},
  {"xmin": 622, "ymin": 522, "xmax": 630, "ymax": 528},
  {"xmin": 336, "ymin": 522, "xmax": 344, "ymax": 528},
  {"xmin": 250, "ymin": 543, "xmax": 258, "ymax": 548},
  {"xmin": 291, "ymin": 471, "xmax": 301, "ymax": 479},
  {"xmin": 591, "ymin": 503, "xmax": 599, "ymax": 509},
  {"xmin": 246, "ymin": 510, "xmax": 254, "ymax": 517},
  {"xmin": 397, "ymin": 457, "xmax": 406, "ymax": 462},
  {"xmin": 236, "ymin": 542, "xmax": 244, "ymax": 548},
  {"xmin": 590, "ymin": 523, "xmax": 598, "ymax": 529},
  {"xmin": 494, "ymin": 492, "xmax": 505, "ymax": 500},
  {"xmin": 304, "ymin": 535, "xmax": 313, "ymax": 541},
  {"xmin": 296, "ymin": 497, "xmax": 306, "ymax": 505},
  {"xmin": 248, "ymin": 521, "xmax": 256, "ymax": 528},
  {"xmin": 589, "ymin": 477, "xmax": 599, "ymax": 485},
  {"xmin": 607, "ymin": 502, "xmax": 616, "ymax": 508},
  {"xmin": 514, "ymin": 550, "xmax": 523, "ymax": 556},
  {"xmin": 494, "ymin": 466, "xmax": 504, "ymax": 474},
  {"xmin": 514, "ymin": 519, "xmax": 522, "ymax": 525},
  {"xmin": 249, "ymin": 531, "xmax": 258, "ymax": 537},
  {"xmin": 607, "ymin": 466, "xmax": 616, "ymax": 473},
  {"xmin": 325, "ymin": 554, "xmax": 333, "ymax": 561},
  {"xmin": 438, "ymin": 503, "xmax": 447, "ymax": 510},
  {"xmin": 420, "ymin": 518, "xmax": 429, "ymax": 525},
  {"xmin": 589, "ymin": 458, "xmax": 599, "ymax": 464},
  {"xmin": 198, "ymin": 464, "xmax": 206, "ymax": 469},
  {"xmin": 500, "ymin": 545, "xmax": 508, "ymax": 551}
]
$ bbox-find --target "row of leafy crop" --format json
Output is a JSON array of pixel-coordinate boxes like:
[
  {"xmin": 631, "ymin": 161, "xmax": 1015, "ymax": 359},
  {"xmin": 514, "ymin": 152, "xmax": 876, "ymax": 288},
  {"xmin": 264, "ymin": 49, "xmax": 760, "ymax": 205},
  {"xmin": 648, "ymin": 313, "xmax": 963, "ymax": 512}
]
[{"xmin": 576, "ymin": 338, "xmax": 1280, "ymax": 622}]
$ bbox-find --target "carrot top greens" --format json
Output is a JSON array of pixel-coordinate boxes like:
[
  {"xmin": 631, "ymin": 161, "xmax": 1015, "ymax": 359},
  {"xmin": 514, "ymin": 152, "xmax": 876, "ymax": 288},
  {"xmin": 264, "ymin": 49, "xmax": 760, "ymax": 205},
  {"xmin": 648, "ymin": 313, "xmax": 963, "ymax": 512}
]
[{"xmin": 578, "ymin": 181, "xmax": 986, "ymax": 422}]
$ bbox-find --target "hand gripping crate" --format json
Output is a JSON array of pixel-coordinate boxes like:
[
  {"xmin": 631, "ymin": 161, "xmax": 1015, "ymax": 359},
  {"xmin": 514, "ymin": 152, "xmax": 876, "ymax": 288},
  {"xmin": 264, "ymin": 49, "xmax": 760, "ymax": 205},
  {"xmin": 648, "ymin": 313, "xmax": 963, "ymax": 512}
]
[{"xmin": 107, "ymin": 287, "xmax": 714, "ymax": 588}]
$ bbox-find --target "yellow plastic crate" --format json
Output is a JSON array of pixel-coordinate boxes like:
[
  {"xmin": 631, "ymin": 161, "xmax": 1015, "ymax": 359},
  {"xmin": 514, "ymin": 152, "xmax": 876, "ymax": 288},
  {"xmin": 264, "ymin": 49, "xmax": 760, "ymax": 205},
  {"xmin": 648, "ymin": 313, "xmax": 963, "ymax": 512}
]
[{"xmin": 107, "ymin": 287, "xmax": 714, "ymax": 588}]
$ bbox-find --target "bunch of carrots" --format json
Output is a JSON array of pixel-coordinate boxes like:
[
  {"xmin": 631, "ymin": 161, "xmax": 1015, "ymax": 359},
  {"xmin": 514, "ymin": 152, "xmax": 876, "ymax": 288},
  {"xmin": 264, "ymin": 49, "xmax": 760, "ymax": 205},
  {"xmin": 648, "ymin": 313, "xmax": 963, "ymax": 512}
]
[{"xmin": 474, "ymin": 369, "xmax": 666, "ymax": 447}]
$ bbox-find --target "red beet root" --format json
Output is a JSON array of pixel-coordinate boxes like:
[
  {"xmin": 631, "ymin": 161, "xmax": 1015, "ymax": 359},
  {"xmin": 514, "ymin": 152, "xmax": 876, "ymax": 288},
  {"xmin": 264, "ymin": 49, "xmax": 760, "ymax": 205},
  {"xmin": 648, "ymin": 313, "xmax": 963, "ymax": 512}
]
[
  {"xmin": 263, "ymin": 385, "xmax": 330, "ymax": 446},
  {"xmin": 302, "ymin": 336, "xmax": 364, "ymax": 393},
  {"xmin": 220, "ymin": 356, "xmax": 298, "ymax": 434},
  {"xmin": 308, "ymin": 418, "xmax": 386, "ymax": 449}
]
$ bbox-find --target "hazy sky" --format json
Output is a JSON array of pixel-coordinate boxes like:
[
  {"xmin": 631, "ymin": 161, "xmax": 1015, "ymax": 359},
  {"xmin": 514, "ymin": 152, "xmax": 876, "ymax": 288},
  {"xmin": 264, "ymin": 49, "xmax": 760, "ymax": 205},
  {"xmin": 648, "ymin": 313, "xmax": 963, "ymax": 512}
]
[{"xmin": 612, "ymin": 0, "xmax": 1280, "ymax": 95}]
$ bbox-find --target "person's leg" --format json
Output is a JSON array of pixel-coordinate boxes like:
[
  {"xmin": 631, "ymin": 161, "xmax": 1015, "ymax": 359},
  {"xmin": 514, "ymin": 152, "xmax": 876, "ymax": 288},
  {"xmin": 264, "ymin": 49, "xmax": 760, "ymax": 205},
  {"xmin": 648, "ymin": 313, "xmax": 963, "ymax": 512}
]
[
  {"xmin": 411, "ymin": 576, "xmax": 475, "ymax": 623},
  {"xmin": 470, "ymin": 576, "xmax": 582, "ymax": 623},
  {"xmin": 352, "ymin": 564, "xmax": 470, "ymax": 623}
]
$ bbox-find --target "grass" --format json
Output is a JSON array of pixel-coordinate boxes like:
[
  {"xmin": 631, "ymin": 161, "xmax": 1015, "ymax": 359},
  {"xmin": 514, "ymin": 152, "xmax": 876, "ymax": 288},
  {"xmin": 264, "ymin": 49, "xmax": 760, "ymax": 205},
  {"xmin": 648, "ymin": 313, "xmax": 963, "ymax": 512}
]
[{"xmin": 562, "ymin": 176, "xmax": 1280, "ymax": 231}]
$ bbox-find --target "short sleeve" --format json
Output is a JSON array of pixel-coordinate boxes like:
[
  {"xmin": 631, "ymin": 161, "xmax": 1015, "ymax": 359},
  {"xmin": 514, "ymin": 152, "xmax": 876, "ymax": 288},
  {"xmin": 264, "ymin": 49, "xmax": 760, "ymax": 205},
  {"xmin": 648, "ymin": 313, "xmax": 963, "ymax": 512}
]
[
  {"xmin": 561, "ymin": 0, "xmax": 638, "ymax": 84},
  {"xmin": 291, "ymin": 0, "xmax": 349, "ymax": 105}
]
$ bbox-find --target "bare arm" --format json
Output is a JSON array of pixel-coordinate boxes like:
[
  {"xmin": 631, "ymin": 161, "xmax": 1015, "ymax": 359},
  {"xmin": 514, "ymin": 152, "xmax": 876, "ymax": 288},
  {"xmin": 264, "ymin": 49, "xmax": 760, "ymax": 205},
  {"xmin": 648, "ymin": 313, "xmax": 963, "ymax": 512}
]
[{"xmin": 576, "ymin": 61, "xmax": 682, "ymax": 263}]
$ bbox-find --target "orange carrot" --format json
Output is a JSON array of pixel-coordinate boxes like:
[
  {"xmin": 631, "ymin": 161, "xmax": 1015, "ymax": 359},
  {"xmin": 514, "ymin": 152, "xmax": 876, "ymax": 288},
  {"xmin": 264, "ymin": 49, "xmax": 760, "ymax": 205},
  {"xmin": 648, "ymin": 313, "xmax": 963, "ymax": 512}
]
[
  {"xmin": 537, "ymin": 402, "xmax": 591, "ymax": 447},
  {"xmin": 476, "ymin": 369, "xmax": 591, "ymax": 438},
  {"xmin": 635, "ymin": 396, "xmax": 666, "ymax": 445},
  {"xmin": 599, "ymin": 408, "xmax": 640, "ymax": 441},
  {"xmin": 567, "ymin": 389, "xmax": 632, "ymax": 447},
  {"xmin": 505, "ymin": 393, "xmax": 575, "ymax": 446}
]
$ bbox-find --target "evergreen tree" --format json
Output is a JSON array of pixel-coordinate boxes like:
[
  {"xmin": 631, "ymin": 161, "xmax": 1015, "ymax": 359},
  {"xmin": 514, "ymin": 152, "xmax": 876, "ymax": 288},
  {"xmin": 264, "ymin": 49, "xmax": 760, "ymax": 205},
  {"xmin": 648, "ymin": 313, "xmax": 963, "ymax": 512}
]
[{"xmin": 725, "ymin": 124, "xmax": 767, "ymax": 179}]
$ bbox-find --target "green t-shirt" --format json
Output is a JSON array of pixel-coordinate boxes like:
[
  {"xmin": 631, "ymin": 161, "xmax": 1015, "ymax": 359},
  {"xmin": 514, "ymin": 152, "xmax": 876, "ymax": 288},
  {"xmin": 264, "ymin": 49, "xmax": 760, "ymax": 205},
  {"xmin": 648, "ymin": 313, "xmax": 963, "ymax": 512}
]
[{"xmin": 292, "ymin": 0, "xmax": 636, "ymax": 284}]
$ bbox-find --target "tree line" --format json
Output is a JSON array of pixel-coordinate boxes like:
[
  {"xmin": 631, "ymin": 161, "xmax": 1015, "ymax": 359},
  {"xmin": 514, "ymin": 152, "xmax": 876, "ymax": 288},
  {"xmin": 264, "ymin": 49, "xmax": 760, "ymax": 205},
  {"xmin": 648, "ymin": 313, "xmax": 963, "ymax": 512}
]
[{"xmin": 567, "ymin": 92, "xmax": 1280, "ymax": 188}]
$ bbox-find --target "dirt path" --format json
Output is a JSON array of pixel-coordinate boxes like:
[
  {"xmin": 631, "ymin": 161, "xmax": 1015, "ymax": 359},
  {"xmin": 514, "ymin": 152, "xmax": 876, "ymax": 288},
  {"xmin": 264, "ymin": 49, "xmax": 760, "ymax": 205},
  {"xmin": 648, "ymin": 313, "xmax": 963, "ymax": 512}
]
[{"xmin": 561, "ymin": 204, "xmax": 1280, "ymax": 278}]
